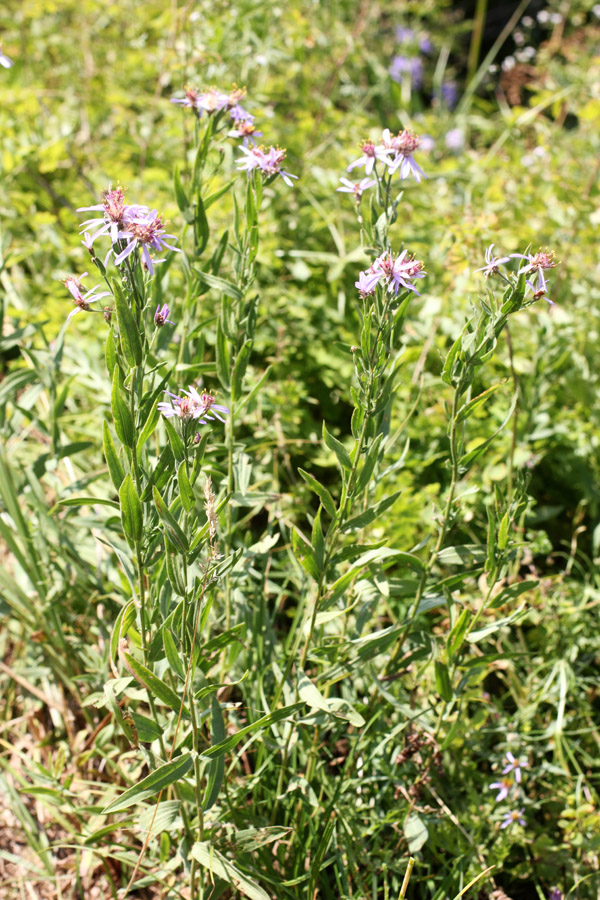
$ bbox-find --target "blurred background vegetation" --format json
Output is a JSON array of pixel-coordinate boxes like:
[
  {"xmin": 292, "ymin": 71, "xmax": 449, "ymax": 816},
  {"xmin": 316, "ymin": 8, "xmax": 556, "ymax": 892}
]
[{"xmin": 1, "ymin": 0, "xmax": 600, "ymax": 898}]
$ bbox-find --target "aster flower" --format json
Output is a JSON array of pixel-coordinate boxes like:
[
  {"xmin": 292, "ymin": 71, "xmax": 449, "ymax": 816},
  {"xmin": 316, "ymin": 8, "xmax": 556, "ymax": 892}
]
[
  {"xmin": 228, "ymin": 119, "xmax": 263, "ymax": 147},
  {"xmin": 170, "ymin": 85, "xmax": 203, "ymax": 110},
  {"xmin": 511, "ymin": 249, "xmax": 557, "ymax": 303},
  {"xmin": 81, "ymin": 232, "xmax": 95, "ymax": 255},
  {"xmin": 236, "ymin": 145, "xmax": 297, "ymax": 186},
  {"xmin": 114, "ymin": 209, "xmax": 180, "ymax": 275},
  {"xmin": 154, "ymin": 304, "xmax": 175, "ymax": 327},
  {"xmin": 445, "ymin": 128, "xmax": 464, "ymax": 151},
  {"xmin": 395, "ymin": 26, "xmax": 415, "ymax": 44},
  {"xmin": 489, "ymin": 778, "xmax": 514, "ymax": 803},
  {"xmin": 500, "ymin": 808, "xmax": 526, "ymax": 829},
  {"xmin": 502, "ymin": 751, "xmax": 528, "ymax": 783},
  {"xmin": 347, "ymin": 140, "xmax": 391, "ymax": 175},
  {"xmin": 441, "ymin": 80, "xmax": 459, "ymax": 109},
  {"xmin": 389, "ymin": 55, "xmax": 424, "ymax": 89},
  {"xmin": 337, "ymin": 176, "xmax": 376, "ymax": 199},
  {"xmin": 355, "ymin": 270, "xmax": 381, "ymax": 296},
  {"xmin": 63, "ymin": 272, "xmax": 111, "ymax": 322},
  {"xmin": 78, "ymin": 185, "xmax": 148, "ymax": 244},
  {"xmin": 475, "ymin": 244, "xmax": 511, "ymax": 277},
  {"xmin": 357, "ymin": 250, "xmax": 426, "ymax": 297},
  {"xmin": 0, "ymin": 49, "xmax": 13, "ymax": 69},
  {"xmin": 548, "ymin": 889, "xmax": 563, "ymax": 900},
  {"xmin": 385, "ymin": 130, "xmax": 426, "ymax": 182},
  {"xmin": 158, "ymin": 386, "xmax": 229, "ymax": 424}
]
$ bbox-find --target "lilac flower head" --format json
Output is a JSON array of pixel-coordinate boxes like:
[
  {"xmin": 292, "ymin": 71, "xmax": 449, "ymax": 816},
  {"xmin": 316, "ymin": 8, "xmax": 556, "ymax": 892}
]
[
  {"xmin": 0, "ymin": 49, "xmax": 13, "ymax": 69},
  {"xmin": 228, "ymin": 119, "xmax": 263, "ymax": 147},
  {"xmin": 385, "ymin": 130, "xmax": 426, "ymax": 182},
  {"xmin": 548, "ymin": 890, "xmax": 563, "ymax": 900},
  {"xmin": 337, "ymin": 176, "xmax": 376, "ymax": 200},
  {"xmin": 475, "ymin": 244, "xmax": 511, "ymax": 277},
  {"xmin": 389, "ymin": 55, "xmax": 424, "ymax": 89},
  {"xmin": 511, "ymin": 249, "xmax": 557, "ymax": 303},
  {"xmin": 357, "ymin": 249, "xmax": 426, "ymax": 297},
  {"xmin": 347, "ymin": 139, "xmax": 390, "ymax": 175},
  {"xmin": 489, "ymin": 778, "xmax": 514, "ymax": 803},
  {"xmin": 445, "ymin": 128, "xmax": 464, "ymax": 150},
  {"xmin": 500, "ymin": 808, "xmax": 526, "ymax": 829},
  {"xmin": 158, "ymin": 386, "xmax": 229, "ymax": 425},
  {"xmin": 154, "ymin": 303, "xmax": 175, "ymax": 327},
  {"xmin": 419, "ymin": 34, "xmax": 433, "ymax": 54},
  {"xmin": 502, "ymin": 751, "xmax": 528, "ymax": 783},
  {"xmin": 441, "ymin": 80, "xmax": 459, "ymax": 109},
  {"xmin": 63, "ymin": 272, "xmax": 111, "ymax": 322},
  {"xmin": 114, "ymin": 210, "xmax": 180, "ymax": 275},
  {"xmin": 236, "ymin": 145, "xmax": 297, "ymax": 186},
  {"xmin": 77, "ymin": 185, "xmax": 148, "ymax": 245},
  {"xmin": 170, "ymin": 85, "xmax": 203, "ymax": 110},
  {"xmin": 395, "ymin": 27, "xmax": 415, "ymax": 44}
]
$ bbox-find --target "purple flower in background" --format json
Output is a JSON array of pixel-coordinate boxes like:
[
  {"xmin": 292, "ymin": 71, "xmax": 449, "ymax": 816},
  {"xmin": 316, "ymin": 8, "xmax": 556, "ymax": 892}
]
[
  {"xmin": 441, "ymin": 80, "xmax": 459, "ymax": 109},
  {"xmin": 445, "ymin": 128, "xmax": 464, "ymax": 150},
  {"xmin": 337, "ymin": 176, "xmax": 376, "ymax": 200},
  {"xmin": 489, "ymin": 778, "xmax": 514, "ymax": 802},
  {"xmin": 170, "ymin": 85, "xmax": 204, "ymax": 110},
  {"xmin": 385, "ymin": 130, "xmax": 426, "ymax": 182},
  {"xmin": 500, "ymin": 808, "xmax": 526, "ymax": 829},
  {"xmin": 420, "ymin": 134, "xmax": 435, "ymax": 152},
  {"xmin": 511, "ymin": 249, "xmax": 557, "ymax": 303},
  {"xmin": 389, "ymin": 55, "xmax": 424, "ymax": 88},
  {"xmin": 548, "ymin": 890, "xmax": 563, "ymax": 900},
  {"xmin": 154, "ymin": 303, "xmax": 175, "ymax": 327},
  {"xmin": 236, "ymin": 145, "xmax": 297, "ymax": 186},
  {"xmin": 395, "ymin": 26, "xmax": 415, "ymax": 44},
  {"xmin": 502, "ymin": 752, "xmax": 528, "ymax": 783},
  {"xmin": 114, "ymin": 210, "xmax": 180, "ymax": 275},
  {"xmin": 475, "ymin": 244, "xmax": 511, "ymax": 277},
  {"xmin": 63, "ymin": 272, "xmax": 111, "ymax": 322},
  {"xmin": 158, "ymin": 386, "xmax": 229, "ymax": 424},
  {"xmin": 78, "ymin": 185, "xmax": 148, "ymax": 244},
  {"xmin": 228, "ymin": 120, "xmax": 263, "ymax": 146},
  {"xmin": 347, "ymin": 139, "xmax": 390, "ymax": 175},
  {"xmin": 419, "ymin": 34, "xmax": 433, "ymax": 54},
  {"xmin": 171, "ymin": 85, "xmax": 248, "ymax": 119},
  {"xmin": 0, "ymin": 49, "xmax": 13, "ymax": 69}
]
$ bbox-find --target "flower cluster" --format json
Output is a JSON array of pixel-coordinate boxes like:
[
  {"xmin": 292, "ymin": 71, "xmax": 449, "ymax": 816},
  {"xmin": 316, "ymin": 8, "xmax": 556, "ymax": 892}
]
[
  {"xmin": 77, "ymin": 186, "xmax": 180, "ymax": 276},
  {"xmin": 171, "ymin": 83, "xmax": 295, "ymax": 186},
  {"xmin": 355, "ymin": 250, "xmax": 426, "ymax": 297},
  {"xmin": 489, "ymin": 750, "xmax": 529, "ymax": 829},
  {"xmin": 346, "ymin": 128, "xmax": 425, "ymax": 183},
  {"xmin": 158, "ymin": 385, "xmax": 229, "ymax": 428},
  {"xmin": 476, "ymin": 244, "xmax": 558, "ymax": 304}
]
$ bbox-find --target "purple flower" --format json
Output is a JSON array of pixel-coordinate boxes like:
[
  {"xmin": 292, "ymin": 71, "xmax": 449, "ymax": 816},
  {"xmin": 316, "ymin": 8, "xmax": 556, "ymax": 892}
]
[
  {"xmin": 419, "ymin": 34, "xmax": 433, "ymax": 54},
  {"xmin": 489, "ymin": 778, "xmax": 514, "ymax": 802},
  {"xmin": 441, "ymin": 80, "xmax": 459, "ymax": 109},
  {"xmin": 548, "ymin": 890, "xmax": 563, "ymax": 900},
  {"xmin": 236, "ymin": 145, "xmax": 297, "ymax": 186},
  {"xmin": 228, "ymin": 120, "xmax": 263, "ymax": 147},
  {"xmin": 347, "ymin": 139, "xmax": 391, "ymax": 175},
  {"xmin": 63, "ymin": 272, "xmax": 111, "ymax": 322},
  {"xmin": 511, "ymin": 249, "xmax": 557, "ymax": 303},
  {"xmin": 384, "ymin": 130, "xmax": 426, "ymax": 182},
  {"xmin": 78, "ymin": 185, "xmax": 149, "ymax": 245},
  {"xmin": 158, "ymin": 386, "xmax": 229, "ymax": 424},
  {"xmin": 355, "ymin": 270, "xmax": 381, "ymax": 296},
  {"xmin": 357, "ymin": 249, "xmax": 426, "ymax": 297},
  {"xmin": 389, "ymin": 55, "xmax": 424, "ymax": 89},
  {"xmin": 113, "ymin": 210, "xmax": 180, "ymax": 275},
  {"xmin": 475, "ymin": 244, "xmax": 511, "ymax": 277},
  {"xmin": 81, "ymin": 232, "xmax": 95, "ymax": 255},
  {"xmin": 395, "ymin": 27, "xmax": 415, "ymax": 44},
  {"xmin": 0, "ymin": 49, "xmax": 13, "ymax": 69},
  {"xmin": 500, "ymin": 808, "xmax": 526, "ymax": 829},
  {"xmin": 445, "ymin": 128, "xmax": 464, "ymax": 150},
  {"xmin": 154, "ymin": 304, "xmax": 175, "ymax": 327},
  {"xmin": 502, "ymin": 751, "xmax": 528, "ymax": 783},
  {"xmin": 170, "ymin": 85, "xmax": 204, "ymax": 110},
  {"xmin": 337, "ymin": 176, "xmax": 376, "ymax": 199}
]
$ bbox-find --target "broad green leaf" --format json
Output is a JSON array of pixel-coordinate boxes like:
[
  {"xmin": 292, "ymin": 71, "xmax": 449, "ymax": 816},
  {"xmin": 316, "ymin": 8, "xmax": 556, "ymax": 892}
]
[
  {"xmin": 291, "ymin": 527, "xmax": 320, "ymax": 580},
  {"xmin": 177, "ymin": 465, "xmax": 195, "ymax": 513},
  {"xmin": 298, "ymin": 468, "xmax": 337, "ymax": 519},
  {"xmin": 435, "ymin": 660, "xmax": 453, "ymax": 702},
  {"xmin": 456, "ymin": 383, "xmax": 504, "ymax": 424},
  {"xmin": 111, "ymin": 368, "xmax": 134, "ymax": 448},
  {"xmin": 122, "ymin": 651, "xmax": 187, "ymax": 716},
  {"xmin": 446, "ymin": 608, "xmax": 472, "ymax": 659},
  {"xmin": 163, "ymin": 628, "xmax": 185, "ymax": 680},
  {"xmin": 404, "ymin": 813, "xmax": 428, "ymax": 852},
  {"xmin": 322, "ymin": 422, "xmax": 352, "ymax": 470},
  {"xmin": 341, "ymin": 491, "xmax": 402, "ymax": 532},
  {"xmin": 102, "ymin": 752, "xmax": 194, "ymax": 814},
  {"xmin": 203, "ymin": 180, "xmax": 235, "ymax": 210},
  {"xmin": 193, "ymin": 268, "xmax": 242, "ymax": 300},
  {"xmin": 153, "ymin": 487, "xmax": 188, "ymax": 553}
]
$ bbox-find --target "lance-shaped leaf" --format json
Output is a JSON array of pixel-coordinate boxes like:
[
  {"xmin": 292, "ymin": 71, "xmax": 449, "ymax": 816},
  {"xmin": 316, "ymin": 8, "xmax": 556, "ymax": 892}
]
[
  {"xmin": 113, "ymin": 279, "xmax": 142, "ymax": 368},
  {"xmin": 153, "ymin": 486, "xmax": 188, "ymax": 552},
  {"xmin": 102, "ymin": 752, "xmax": 194, "ymax": 814},
  {"xmin": 122, "ymin": 650, "xmax": 187, "ymax": 716},
  {"xmin": 119, "ymin": 474, "xmax": 143, "ymax": 544},
  {"xmin": 111, "ymin": 368, "xmax": 134, "ymax": 448},
  {"xmin": 322, "ymin": 422, "xmax": 352, "ymax": 471},
  {"xmin": 103, "ymin": 421, "xmax": 125, "ymax": 490},
  {"xmin": 190, "ymin": 842, "xmax": 270, "ymax": 900}
]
